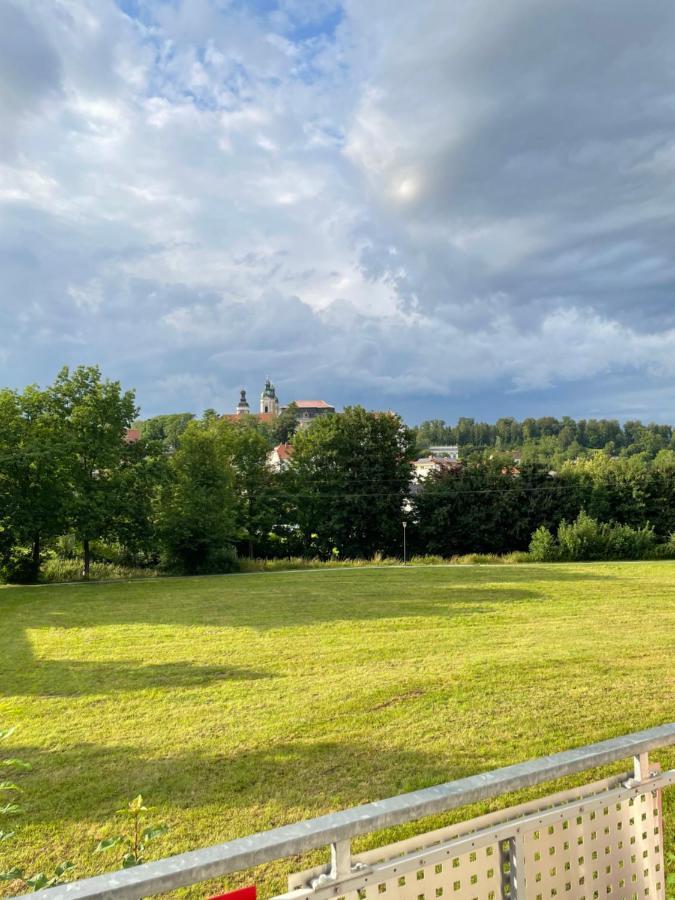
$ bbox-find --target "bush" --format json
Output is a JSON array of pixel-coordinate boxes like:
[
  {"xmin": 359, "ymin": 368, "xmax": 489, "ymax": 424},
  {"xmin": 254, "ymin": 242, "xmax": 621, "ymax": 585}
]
[
  {"xmin": 528, "ymin": 526, "xmax": 558, "ymax": 561},
  {"xmin": 161, "ymin": 545, "xmax": 239, "ymax": 576},
  {"xmin": 529, "ymin": 511, "xmax": 659, "ymax": 562},
  {"xmin": 0, "ymin": 547, "xmax": 40, "ymax": 584}
]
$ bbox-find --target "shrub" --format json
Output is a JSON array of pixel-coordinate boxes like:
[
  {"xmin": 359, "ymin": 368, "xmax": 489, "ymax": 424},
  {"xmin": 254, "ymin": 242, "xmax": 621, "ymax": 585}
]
[
  {"xmin": 528, "ymin": 526, "xmax": 558, "ymax": 561},
  {"xmin": 529, "ymin": 512, "xmax": 659, "ymax": 562},
  {"xmin": 0, "ymin": 548, "xmax": 40, "ymax": 584}
]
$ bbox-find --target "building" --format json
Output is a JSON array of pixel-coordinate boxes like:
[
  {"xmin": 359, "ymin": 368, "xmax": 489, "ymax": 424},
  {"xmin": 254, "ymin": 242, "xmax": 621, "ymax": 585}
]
[
  {"xmin": 427, "ymin": 445, "xmax": 460, "ymax": 461},
  {"xmin": 287, "ymin": 399, "xmax": 336, "ymax": 427},
  {"xmin": 260, "ymin": 378, "xmax": 280, "ymax": 415},
  {"xmin": 267, "ymin": 442, "xmax": 294, "ymax": 472},
  {"xmin": 412, "ymin": 455, "xmax": 461, "ymax": 482},
  {"xmin": 224, "ymin": 380, "xmax": 335, "ymax": 427}
]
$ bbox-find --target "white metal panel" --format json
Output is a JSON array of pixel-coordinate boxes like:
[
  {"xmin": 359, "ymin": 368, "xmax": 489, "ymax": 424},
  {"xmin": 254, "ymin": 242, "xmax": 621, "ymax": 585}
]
[{"xmin": 281, "ymin": 773, "xmax": 670, "ymax": 900}]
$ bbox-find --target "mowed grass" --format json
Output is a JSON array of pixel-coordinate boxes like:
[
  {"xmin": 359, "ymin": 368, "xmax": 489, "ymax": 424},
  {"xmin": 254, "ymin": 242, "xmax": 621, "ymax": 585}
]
[{"xmin": 1, "ymin": 563, "xmax": 674, "ymax": 896}]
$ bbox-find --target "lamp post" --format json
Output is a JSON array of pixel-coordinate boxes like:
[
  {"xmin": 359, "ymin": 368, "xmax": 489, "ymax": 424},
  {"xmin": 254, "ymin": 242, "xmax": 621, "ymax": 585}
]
[{"xmin": 402, "ymin": 520, "xmax": 407, "ymax": 566}]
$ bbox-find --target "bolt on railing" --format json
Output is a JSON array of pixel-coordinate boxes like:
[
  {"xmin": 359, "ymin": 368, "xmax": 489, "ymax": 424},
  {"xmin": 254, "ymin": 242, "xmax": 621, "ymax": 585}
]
[{"xmin": 19, "ymin": 722, "xmax": 675, "ymax": 900}]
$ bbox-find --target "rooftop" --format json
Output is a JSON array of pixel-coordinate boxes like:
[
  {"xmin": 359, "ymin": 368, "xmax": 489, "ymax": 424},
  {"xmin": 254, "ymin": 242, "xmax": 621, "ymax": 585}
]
[{"xmin": 292, "ymin": 400, "xmax": 334, "ymax": 409}]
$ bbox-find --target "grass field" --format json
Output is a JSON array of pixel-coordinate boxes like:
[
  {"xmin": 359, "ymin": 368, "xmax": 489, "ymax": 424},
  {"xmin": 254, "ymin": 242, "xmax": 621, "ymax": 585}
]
[{"xmin": 1, "ymin": 563, "xmax": 674, "ymax": 896}]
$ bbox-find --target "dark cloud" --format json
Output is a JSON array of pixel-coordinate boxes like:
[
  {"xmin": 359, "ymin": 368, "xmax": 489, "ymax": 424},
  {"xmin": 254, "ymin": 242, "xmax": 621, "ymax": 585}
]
[{"xmin": 0, "ymin": 1, "xmax": 62, "ymax": 155}]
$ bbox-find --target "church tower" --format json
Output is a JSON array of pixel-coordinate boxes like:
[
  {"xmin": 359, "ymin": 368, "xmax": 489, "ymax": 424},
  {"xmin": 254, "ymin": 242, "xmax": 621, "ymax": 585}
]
[
  {"xmin": 236, "ymin": 389, "xmax": 250, "ymax": 415},
  {"xmin": 260, "ymin": 377, "xmax": 279, "ymax": 415}
]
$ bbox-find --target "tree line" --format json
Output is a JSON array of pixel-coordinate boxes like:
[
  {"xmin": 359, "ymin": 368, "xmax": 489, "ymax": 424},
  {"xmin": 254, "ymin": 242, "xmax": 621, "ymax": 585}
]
[
  {"xmin": 415, "ymin": 415, "xmax": 675, "ymax": 465},
  {"xmin": 1, "ymin": 367, "xmax": 674, "ymax": 583}
]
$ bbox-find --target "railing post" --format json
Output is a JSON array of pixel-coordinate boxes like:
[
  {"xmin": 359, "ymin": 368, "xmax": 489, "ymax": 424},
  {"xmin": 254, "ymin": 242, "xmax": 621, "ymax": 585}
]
[
  {"xmin": 634, "ymin": 751, "xmax": 650, "ymax": 782},
  {"xmin": 330, "ymin": 840, "xmax": 351, "ymax": 880}
]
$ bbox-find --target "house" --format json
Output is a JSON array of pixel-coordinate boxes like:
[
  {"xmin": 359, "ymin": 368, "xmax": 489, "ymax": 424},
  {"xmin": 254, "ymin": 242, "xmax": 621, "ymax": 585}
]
[
  {"xmin": 412, "ymin": 455, "xmax": 461, "ymax": 482},
  {"xmin": 267, "ymin": 443, "xmax": 294, "ymax": 472},
  {"xmin": 427, "ymin": 444, "xmax": 460, "ymax": 461},
  {"xmin": 286, "ymin": 399, "xmax": 335, "ymax": 427},
  {"xmin": 124, "ymin": 428, "xmax": 141, "ymax": 443}
]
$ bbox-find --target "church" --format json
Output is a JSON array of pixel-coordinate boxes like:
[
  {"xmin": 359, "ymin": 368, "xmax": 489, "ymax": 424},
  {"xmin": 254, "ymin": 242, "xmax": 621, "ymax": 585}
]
[{"xmin": 227, "ymin": 378, "xmax": 336, "ymax": 427}]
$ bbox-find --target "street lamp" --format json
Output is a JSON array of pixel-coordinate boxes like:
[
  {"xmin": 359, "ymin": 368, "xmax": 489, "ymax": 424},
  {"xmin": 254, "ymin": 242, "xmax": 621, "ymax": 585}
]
[{"xmin": 402, "ymin": 520, "xmax": 407, "ymax": 566}]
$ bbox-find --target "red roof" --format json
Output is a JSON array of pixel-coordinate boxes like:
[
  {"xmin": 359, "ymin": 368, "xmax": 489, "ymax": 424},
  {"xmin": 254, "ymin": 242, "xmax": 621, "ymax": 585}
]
[
  {"xmin": 124, "ymin": 428, "xmax": 141, "ymax": 443},
  {"xmin": 274, "ymin": 443, "xmax": 294, "ymax": 461},
  {"xmin": 292, "ymin": 400, "xmax": 334, "ymax": 409}
]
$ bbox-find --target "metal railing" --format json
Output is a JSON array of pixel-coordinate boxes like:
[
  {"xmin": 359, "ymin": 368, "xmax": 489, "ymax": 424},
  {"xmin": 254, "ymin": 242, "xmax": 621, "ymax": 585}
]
[{"xmin": 22, "ymin": 723, "xmax": 675, "ymax": 900}]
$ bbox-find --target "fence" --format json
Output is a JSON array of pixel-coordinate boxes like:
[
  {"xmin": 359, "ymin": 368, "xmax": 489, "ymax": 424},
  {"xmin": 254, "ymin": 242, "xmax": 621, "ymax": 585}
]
[{"xmin": 22, "ymin": 723, "xmax": 675, "ymax": 900}]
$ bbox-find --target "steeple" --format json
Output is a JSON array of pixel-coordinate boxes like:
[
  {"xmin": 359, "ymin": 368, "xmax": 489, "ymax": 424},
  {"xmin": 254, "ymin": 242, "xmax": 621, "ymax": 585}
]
[
  {"xmin": 236, "ymin": 389, "xmax": 250, "ymax": 415},
  {"xmin": 260, "ymin": 377, "xmax": 279, "ymax": 415}
]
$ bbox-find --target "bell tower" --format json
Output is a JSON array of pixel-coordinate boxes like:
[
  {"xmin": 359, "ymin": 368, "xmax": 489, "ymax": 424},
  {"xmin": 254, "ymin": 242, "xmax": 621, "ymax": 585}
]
[
  {"xmin": 260, "ymin": 377, "xmax": 279, "ymax": 415},
  {"xmin": 236, "ymin": 389, "xmax": 250, "ymax": 415}
]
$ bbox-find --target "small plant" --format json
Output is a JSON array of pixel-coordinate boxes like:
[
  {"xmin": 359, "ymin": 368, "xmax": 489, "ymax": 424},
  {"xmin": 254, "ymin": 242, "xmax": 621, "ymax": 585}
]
[
  {"xmin": 666, "ymin": 850, "xmax": 675, "ymax": 899},
  {"xmin": 95, "ymin": 795, "xmax": 168, "ymax": 868},
  {"xmin": 0, "ymin": 727, "xmax": 75, "ymax": 892}
]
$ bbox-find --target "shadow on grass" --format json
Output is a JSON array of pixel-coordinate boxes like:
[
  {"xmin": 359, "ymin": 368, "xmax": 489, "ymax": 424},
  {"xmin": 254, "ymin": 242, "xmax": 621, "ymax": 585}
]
[
  {"xmin": 0, "ymin": 565, "xmax": 621, "ymax": 698},
  {"xmin": 7, "ymin": 737, "xmax": 497, "ymax": 828},
  {"xmin": 0, "ymin": 658, "xmax": 272, "ymax": 698}
]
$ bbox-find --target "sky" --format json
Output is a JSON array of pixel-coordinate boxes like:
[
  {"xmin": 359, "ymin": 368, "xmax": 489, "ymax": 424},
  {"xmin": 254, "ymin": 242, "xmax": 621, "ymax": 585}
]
[{"xmin": 1, "ymin": 0, "xmax": 675, "ymax": 424}]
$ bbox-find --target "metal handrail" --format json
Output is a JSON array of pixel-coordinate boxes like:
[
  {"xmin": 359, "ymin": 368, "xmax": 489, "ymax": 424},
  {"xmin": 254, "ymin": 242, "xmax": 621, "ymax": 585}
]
[{"xmin": 22, "ymin": 722, "xmax": 675, "ymax": 900}]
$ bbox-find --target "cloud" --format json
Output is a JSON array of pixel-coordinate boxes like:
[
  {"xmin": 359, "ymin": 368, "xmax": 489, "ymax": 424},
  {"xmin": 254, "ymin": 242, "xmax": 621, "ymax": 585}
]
[{"xmin": 1, "ymin": 0, "xmax": 675, "ymax": 421}]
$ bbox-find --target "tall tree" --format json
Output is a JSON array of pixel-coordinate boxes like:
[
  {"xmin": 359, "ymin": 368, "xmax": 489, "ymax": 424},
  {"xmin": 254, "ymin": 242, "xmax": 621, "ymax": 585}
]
[
  {"xmin": 51, "ymin": 366, "xmax": 138, "ymax": 578},
  {"xmin": 218, "ymin": 419, "xmax": 278, "ymax": 558},
  {"xmin": 157, "ymin": 421, "xmax": 237, "ymax": 573},
  {"xmin": 289, "ymin": 406, "xmax": 416, "ymax": 558},
  {"xmin": 0, "ymin": 386, "xmax": 69, "ymax": 579}
]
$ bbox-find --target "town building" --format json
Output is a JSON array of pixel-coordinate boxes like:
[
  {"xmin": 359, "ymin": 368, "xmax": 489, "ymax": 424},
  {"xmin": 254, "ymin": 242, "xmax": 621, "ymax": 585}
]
[
  {"xmin": 427, "ymin": 445, "xmax": 460, "ymax": 460},
  {"xmin": 225, "ymin": 380, "xmax": 335, "ymax": 427},
  {"xmin": 412, "ymin": 455, "xmax": 462, "ymax": 482},
  {"xmin": 267, "ymin": 443, "xmax": 294, "ymax": 472},
  {"xmin": 285, "ymin": 399, "xmax": 336, "ymax": 427}
]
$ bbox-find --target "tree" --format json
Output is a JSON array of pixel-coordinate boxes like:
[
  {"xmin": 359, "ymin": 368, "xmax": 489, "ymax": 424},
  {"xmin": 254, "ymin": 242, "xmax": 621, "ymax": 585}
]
[
  {"xmin": 270, "ymin": 402, "xmax": 300, "ymax": 445},
  {"xmin": 137, "ymin": 413, "xmax": 194, "ymax": 451},
  {"xmin": 51, "ymin": 366, "xmax": 138, "ymax": 578},
  {"xmin": 412, "ymin": 460, "xmax": 579, "ymax": 556},
  {"xmin": 0, "ymin": 386, "xmax": 69, "ymax": 580},
  {"xmin": 157, "ymin": 421, "xmax": 237, "ymax": 573},
  {"xmin": 217, "ymin": 419, "xmax": 278, "ymax": 557},
  {"xmin": 289, "ymin": 406, "xmax": 416, "ymax": 559}
]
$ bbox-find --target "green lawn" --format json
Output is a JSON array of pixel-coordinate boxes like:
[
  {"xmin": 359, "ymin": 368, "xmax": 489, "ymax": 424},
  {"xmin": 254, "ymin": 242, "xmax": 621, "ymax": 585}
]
[{"xmin": 1, "ymin": 563, "xmax": 674, "ymax": 896}]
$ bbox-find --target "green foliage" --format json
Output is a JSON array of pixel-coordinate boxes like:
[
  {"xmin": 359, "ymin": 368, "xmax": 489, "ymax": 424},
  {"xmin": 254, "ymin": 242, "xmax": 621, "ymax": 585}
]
[
  {"xmin": 51, "ymin": 366, "xmax": 140, "ymax": 578},
  {"xmin": 157, "ymin": 421, "xmax": 238, "ymax": 574},
  {"xmin": 136, "ymin": 413, "xmax": 195, "ymax": 450},
  {"xmin": 270, "ymin": 402, "xmax": 300, "ymax": 444},
  {"xmin": 39, "ymin": 558, "xmax": 153, "ymax": 583},
  {"xmin": 289, "ymin": 406, "xmax": 416, "ymax": 559},
  {"xmin": 529, "ymin": 511, "xmax": 658, "ymax": 561},
  {"xmin": 414, "ymin": 414, "xmax": 675, "ymax": 461},
  {"xmin": 217, "ymin": 419, "xmax": 279, "ymax": 558},
  {"xmin": 529, "ymin": 526, "xmax": 559, "ymax": 562},
  {"xmin": 95, "ymin": 795, "xmax": 168, "ymax": 868},
  {"xmin": 413, "ymin": 461, "xmax": 576, "ymax": 556},
  {"xmin": 0, "ymin": 548, "xmax": 39, "ymax": 585}
]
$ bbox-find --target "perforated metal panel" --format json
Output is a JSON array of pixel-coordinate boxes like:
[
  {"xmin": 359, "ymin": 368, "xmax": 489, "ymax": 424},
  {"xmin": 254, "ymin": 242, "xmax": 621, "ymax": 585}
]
[
  {"xmin": 355, "ymin": 840, "xmax": 506, "ymax": 900},
  {"xmin": 280, "ymin": 772, "xmax": 671, "ymax": 900},
  {"xmin": 521, "ymin": 787, "xmax": 664, "ymax": 900}
]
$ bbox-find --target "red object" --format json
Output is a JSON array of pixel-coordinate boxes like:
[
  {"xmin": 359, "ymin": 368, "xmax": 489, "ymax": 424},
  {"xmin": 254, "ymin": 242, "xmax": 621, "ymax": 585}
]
[{"xmin": 209, "ymin": 886, "xmax": 256, "ymax": 900}]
